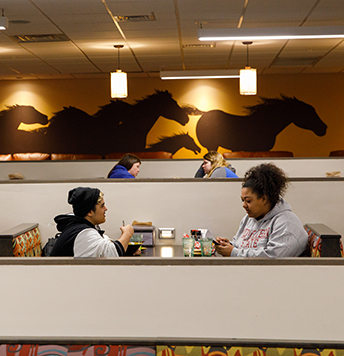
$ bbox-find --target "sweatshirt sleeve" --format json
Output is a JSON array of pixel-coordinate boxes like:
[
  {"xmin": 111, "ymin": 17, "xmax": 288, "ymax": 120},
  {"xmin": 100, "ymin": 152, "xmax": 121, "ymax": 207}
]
[
  {"xmin": 211, "ymin": 167, "xmax": 238, "ymax": 178},
  {"xmin": 230, "ymin": 213, "xmax": 308, "ymax": 258},
  {"xmin": 74, "ymin": 229, "xmax": 119, "ymax": 257}
]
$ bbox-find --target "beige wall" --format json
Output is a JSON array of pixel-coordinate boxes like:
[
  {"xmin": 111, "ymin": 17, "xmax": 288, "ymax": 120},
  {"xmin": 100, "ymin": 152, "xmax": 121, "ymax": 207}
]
[
  {"xmin": 0, "ymin": 74, "xmax": 343, "ymax": 158},
  {"xmin": 0, "ymin": 261, "xmax": 343, "ymax": 341},
  {"xmin": 1, "ymin": 178, "xmax": 343, "ymax": 244},
  {"xmin": 0, "ymin": 157, "xmax": 344, "ymax": 180}
]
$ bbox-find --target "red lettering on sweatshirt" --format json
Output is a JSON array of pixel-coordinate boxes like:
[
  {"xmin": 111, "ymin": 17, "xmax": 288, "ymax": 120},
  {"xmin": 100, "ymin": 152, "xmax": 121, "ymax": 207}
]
[{"xmin": 239, "ymin": 227, "xmax": 270, "ymax": 248}]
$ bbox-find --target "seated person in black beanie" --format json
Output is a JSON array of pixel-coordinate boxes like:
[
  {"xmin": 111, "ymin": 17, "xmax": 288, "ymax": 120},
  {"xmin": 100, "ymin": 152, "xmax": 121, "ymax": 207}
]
[{"xmin": 50, "ymin": 187, "xmax": 134, "ymax": 257}]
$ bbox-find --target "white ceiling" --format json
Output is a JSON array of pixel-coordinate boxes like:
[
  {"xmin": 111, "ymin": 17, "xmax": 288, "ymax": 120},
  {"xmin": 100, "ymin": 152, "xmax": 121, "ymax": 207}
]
[{"xmin": 0, "ymin": 0, "xmax": 343, "ymax": 80}]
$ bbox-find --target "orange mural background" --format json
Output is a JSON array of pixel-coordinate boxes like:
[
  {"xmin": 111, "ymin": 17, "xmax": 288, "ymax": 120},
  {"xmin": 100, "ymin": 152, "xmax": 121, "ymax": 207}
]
[{"xmin": 0, "ymin": 73, "xmax": 343, "ymax": 158}]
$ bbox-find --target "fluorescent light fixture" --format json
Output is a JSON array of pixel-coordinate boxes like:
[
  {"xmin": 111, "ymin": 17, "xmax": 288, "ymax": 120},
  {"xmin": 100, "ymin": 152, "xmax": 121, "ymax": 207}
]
[
  {"xmin": 160, "ymin": 69, "xmax": 239, "ymax": 80},
  {"xmin": 0, "ymin": 15, "xmax": 8, "ymax": 30},
  {"xmin": 198, "ymin": 26, "xmax": 344, "ymax": 41}
]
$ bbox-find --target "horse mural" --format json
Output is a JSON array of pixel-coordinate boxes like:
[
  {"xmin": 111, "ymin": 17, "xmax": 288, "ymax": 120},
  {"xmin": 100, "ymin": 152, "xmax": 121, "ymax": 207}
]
[
  {"xmin": 146, "ymin": 132, "xmax": 201, "ymax": 155},
  {"xmin": 95, "ymin": 90, "xmax": 189, "ymax": 154},
  {"xmin": 17, "ymin": 90, "xmax": 189, "ymax": 155},
  {"xmin": 0, "ymin": 105, "xmax": 49, "ymax": 154},
  {"xmin": 196, "ymin": 95, "xmax": 327, "ymax": 152},
  {"xmin": 41, "ymin": 106, "xmax": 99, "ymax": 154}
]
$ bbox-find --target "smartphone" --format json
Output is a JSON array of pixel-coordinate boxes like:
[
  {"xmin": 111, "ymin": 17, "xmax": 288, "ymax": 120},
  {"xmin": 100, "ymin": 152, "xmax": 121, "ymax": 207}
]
[{"xmin": 213, "ymin": 239, "xmax": 220, "ymax": 245}]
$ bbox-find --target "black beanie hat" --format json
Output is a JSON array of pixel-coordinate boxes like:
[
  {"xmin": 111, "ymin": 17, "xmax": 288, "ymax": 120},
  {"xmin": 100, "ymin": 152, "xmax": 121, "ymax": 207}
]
[{"xmin": 68, "ymin": 187, "xmax": 100, "ymax": 217}]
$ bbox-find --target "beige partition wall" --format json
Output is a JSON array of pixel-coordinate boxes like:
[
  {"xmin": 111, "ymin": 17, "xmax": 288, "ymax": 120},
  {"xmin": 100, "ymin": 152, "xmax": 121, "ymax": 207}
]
[
  {"xmin": 0, "ymin": 178, "xmax": 343, "ymax": 243},
  {"xmin": 0, "ymin": 259, "xmax": 343, "ymax": 341}
]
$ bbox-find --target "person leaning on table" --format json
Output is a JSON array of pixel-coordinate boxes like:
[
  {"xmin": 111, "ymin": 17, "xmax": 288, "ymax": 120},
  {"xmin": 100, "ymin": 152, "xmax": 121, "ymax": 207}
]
[
  {"xmin": 214, "ymin": 163, "xmax": 308, "ymax": 258},
  {"xmin": 50, "ymin": 187, "xmax": 134, "ymax": 257},
  {"xmin": 194, "ymin": 151, "xmax": 238, "ymax": 178},
  {"xmin": 107, "ymin": 153, "xmax": 141, "ymax": 179}
]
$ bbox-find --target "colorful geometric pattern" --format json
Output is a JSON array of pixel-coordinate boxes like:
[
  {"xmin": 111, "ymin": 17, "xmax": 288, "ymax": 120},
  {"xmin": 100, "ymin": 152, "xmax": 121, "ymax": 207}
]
[
  {"xmin": 156, "ymin": 346, "xmax": 344, "ymax": 356},
  {"xmin": 0, "ymin": 345, "xmax": 156, "ymax": 356},
  {"xmin": 12, "ymin": 227, "xmax": 42, "ymax": 257},
  {"xmin": 1, "ymin": 345, "xmax": 343, "ymax": 356}
]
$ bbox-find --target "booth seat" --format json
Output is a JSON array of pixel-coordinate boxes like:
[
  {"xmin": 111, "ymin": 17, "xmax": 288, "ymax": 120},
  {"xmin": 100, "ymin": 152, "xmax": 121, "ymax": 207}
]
[
  {"xmin": 12, "ymin": 152, "xmax": 51, "ymax": 161},
  {"xmin": 105, "ymin": 151, "xmax": 173, "ymax": 159},
  {"xmin": 223, "ymin": 151, "xmax": 294, "ymax": 158},
  {"xmin": 51, "ymin": 153, "xmax": 103, "ymax": 160},
  {"xmin": 0, "ymin": 223, "xmax": 42, "ymax": 257},
  {"xmin": 0, "ymin": 154, "xmax": 12, "ymax": 161},
  {"xmin": 0, "ymin": 152, "xmax": 174, "ymax": 160},
  {"xmin": 329, "ymin": 150, "xmax": 344, "ymax": 157}
]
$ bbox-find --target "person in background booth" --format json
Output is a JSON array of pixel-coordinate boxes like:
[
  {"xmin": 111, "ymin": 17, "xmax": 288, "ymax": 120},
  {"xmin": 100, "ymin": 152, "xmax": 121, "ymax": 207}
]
[
  {"xmin": 194, "ymin": 151, "xmax": 238, "ymax": 178},
  {"xmin": 107, "ymin": 153, "xmax": 141, "ymax": 179},
  {"xmin": 50, "ymin": 187, "xmax": 135, "ymax": 257},
  {"xmin": 214, "ymin": 163, "xmax": 308, "ymax": 258}
]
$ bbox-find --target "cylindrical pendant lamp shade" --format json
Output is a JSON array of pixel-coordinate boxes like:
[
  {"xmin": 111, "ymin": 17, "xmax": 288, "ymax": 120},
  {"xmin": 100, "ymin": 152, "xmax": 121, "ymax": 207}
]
[
  {"xmin": 111, "ymin": 70, "xmax": 127, "ymax": 98},
  {"xmin": 239, "ymin": 66, "xmax": 257, "ymax": 95}
]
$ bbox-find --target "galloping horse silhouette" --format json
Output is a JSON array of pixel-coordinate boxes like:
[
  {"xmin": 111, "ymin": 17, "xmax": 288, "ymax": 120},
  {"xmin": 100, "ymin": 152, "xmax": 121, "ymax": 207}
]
[
  {"xmin": 31, "ymin": 90, "xmax": 189, "ymax": 155},
  {"xmin": 95, "ymin": 90, "xmax": 189, "ymax": 154},
  {"xmin": 42, "ymin": 106, "xmax": 97, "ymax": 154},
  {"xmin": 0, "ymin": 105, "xmax": 49, "ymax": 153},
  {"xmin": 196, "ymin": 96, "xmax": 327, "ymax": 152},
  {"xmin": 146, "ymin": 132, "xmax": 201, "ymax": 155}
]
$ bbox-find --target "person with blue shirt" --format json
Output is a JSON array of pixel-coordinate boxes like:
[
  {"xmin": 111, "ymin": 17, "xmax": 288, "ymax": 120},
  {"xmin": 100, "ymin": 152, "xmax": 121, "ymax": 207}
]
[
  {"xmin": 107, "ymin": 153, "xmax": 141, "ymax": 179},
  {"xmin": 194, "ymin": 151, "xmax": 238, "ymax": 178}
]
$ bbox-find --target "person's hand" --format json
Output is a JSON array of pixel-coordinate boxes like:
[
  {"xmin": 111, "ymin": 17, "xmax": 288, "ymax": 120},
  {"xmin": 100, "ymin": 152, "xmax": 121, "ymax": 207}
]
[
  {"xmin": 120, "ymin": 224, "xmax": 134, "ymax": 237},
  {"xmin": 214, "ymin": 236, "xmax": 234, "ymax": 257},
  {"xmin": 119, "ymin": 224, "xmax": 134, "ymax": 250},
  {"xmin": 133, "ymin": 247, "xmax": 142, "ymax": 256}
]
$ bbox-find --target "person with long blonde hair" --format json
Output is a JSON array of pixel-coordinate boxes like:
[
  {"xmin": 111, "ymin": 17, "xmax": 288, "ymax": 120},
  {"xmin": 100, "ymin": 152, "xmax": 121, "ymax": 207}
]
[{"xmin": 195, "ymin": 151, "xmax": 238, "ymax": 178}]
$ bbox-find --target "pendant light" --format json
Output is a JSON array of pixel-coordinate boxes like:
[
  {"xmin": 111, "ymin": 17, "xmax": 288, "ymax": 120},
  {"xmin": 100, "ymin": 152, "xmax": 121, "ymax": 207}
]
[
  {"xmin": 239, "ymin": 41, "xmax": 257, "ymax": 96},
  {"xmin": 110, "ymin": 45, "xmax": 128, "ymax": 98},
  {"xmin": 0, "ymin": 9, "xmax": 8, "ymax": 30}
]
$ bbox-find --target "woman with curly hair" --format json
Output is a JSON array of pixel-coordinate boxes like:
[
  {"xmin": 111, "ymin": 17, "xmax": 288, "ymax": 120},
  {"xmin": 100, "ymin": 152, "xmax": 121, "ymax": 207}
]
[
  {"xmin": 194, "ymin": 151, "xmax": 238, "ymax": 178},
  {"xmin": 215, "ymin": 163, "xmax": 308, "ymax": 257}
]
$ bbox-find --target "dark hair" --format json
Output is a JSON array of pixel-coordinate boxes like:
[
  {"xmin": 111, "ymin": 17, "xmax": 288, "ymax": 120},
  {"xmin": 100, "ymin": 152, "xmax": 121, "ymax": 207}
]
[
  {"xmin": 242, "ymin": 163, "xmax": 288, "ymax": 207},
  {"xmin": 107, "ymin": 153, "xmax": 141, "ymax": 178}
]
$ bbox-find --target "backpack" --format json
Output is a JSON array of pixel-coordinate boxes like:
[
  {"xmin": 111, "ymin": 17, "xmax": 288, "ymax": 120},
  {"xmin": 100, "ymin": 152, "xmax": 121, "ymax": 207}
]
[{"xmin": 41, "ymin": 233, "xmax": 60, "ymax": 257}]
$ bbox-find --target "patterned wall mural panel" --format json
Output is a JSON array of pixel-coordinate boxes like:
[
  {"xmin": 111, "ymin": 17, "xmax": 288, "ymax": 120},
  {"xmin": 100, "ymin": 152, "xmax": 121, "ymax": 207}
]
[
  {"xmin": 1, "ymin": 345, "xmax": 343, "ymax": 356},
  {"xmin": 0, "ymin": 344, "xmax": 156, "ymax": 356},
  {"xmin": 156, "ymin": 346, "xmax": 344, "ymax": 356},
  {"xmin": 0, "ymin": 90, "xmax": 327, "ymax": 159}
]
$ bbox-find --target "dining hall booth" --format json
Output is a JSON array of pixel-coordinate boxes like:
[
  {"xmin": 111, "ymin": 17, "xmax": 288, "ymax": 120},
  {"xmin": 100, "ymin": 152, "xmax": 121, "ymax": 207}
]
[
  {"xmin": 0, "ymin": 68, "xmax": 344, "ymax": 356},
  {"xmin": 0, "ymin": 153, "xmax": 344, "ymax": 356}
]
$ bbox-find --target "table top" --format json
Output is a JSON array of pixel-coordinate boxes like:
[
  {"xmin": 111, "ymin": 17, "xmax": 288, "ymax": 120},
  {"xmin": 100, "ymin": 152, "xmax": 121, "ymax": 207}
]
[{"xmin": 140, "ymin": 245, "xmax": 209, "ymax": 258}]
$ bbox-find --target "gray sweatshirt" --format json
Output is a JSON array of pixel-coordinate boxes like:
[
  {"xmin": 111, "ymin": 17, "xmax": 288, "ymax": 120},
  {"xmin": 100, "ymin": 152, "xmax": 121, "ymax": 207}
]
[{"xmin": 231, "ymin": 198, "xmax": 308, "ymax": 257}]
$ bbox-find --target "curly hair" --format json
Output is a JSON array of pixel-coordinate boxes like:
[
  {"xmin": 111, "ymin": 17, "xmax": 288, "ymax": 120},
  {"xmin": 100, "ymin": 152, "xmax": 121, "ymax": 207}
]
[{"xmin": 242, "ymin": 163, "xmax": 288, "ymax": 207}]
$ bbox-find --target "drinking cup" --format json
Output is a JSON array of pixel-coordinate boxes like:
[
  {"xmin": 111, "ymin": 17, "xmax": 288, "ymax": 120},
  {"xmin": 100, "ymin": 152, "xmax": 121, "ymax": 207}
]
[
  {"xmin": 182, "ymin": 237, "xmax": 195, "ymax": 257},
  {"xmin": 131, "ymin": 233, "xmax": 143, "ymax": 243},
  {"xmin": 200, "ymin": 238, "xmax": 213, "ymax": 257}
]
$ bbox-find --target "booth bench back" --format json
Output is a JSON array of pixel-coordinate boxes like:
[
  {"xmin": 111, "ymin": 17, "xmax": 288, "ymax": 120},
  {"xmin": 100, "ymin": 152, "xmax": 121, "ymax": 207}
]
[
  {"xmin": 0, "ymin": 223, "xmax": 42, "ymax": 257},
  {"xmin": 304, "ymin": 223, "xmax": 343, "ymax": 257}
]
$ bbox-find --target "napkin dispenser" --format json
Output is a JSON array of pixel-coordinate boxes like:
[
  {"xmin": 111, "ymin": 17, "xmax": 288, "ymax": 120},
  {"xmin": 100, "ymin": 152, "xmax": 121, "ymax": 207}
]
[{"xmin": 133, "ymin": 225, "xmax": 155, "ymax": 246}]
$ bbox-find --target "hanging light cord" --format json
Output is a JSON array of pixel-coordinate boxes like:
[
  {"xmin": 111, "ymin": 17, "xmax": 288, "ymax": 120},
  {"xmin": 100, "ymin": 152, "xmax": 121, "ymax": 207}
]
[
  {"xmin": 243, "ymin": 41, "xmax": 252, "ymax": 67},
  {"xmin": 117, "ymin": 47, "xmax": 120, "ymax": 70},
  {"xmin": 114, "ymin": 45, "xmax": 124, "ymax": 71}
]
